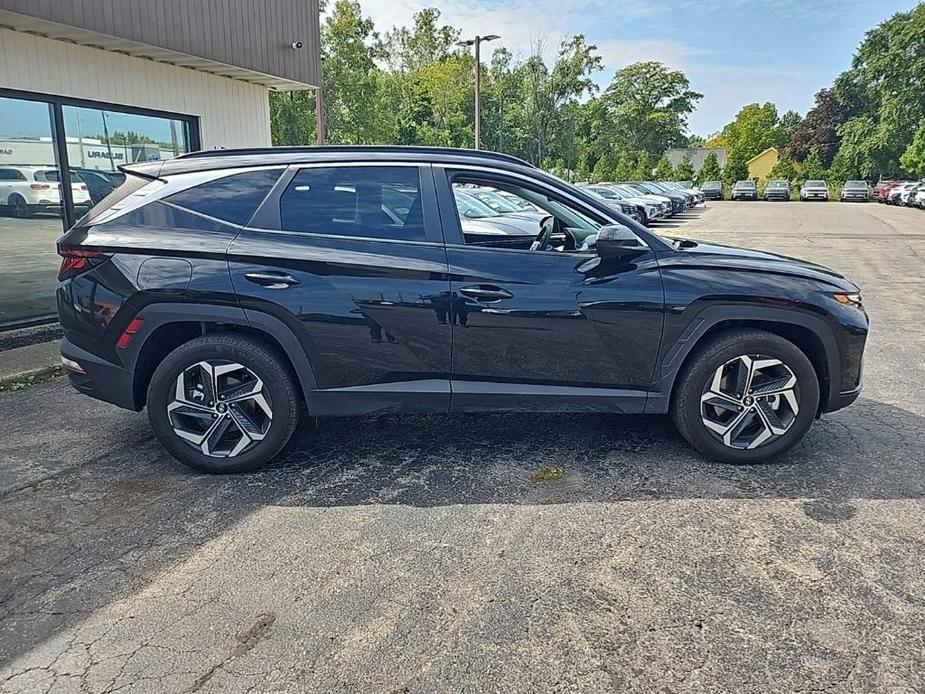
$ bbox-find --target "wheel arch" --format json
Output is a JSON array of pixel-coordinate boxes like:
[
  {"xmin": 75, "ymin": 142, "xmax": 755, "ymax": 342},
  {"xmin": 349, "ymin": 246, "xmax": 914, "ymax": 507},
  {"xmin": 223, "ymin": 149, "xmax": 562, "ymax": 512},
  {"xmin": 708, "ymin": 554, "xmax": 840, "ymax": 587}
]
[
  {"xmin": 650, "ymin": 306, "xmax": 838, "ymax": 415},
  {"xmin": 124, "ymin": 303, "xmax": 316, "ymax": 409}
]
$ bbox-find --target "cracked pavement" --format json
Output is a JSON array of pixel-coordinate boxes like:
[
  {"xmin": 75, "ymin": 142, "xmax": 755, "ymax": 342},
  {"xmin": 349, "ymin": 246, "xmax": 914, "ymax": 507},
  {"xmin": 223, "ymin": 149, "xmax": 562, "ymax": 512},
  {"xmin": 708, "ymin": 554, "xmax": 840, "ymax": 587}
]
[{"xmin": 1, "ymin": 201, "xmax": 924, "ymax": 693}]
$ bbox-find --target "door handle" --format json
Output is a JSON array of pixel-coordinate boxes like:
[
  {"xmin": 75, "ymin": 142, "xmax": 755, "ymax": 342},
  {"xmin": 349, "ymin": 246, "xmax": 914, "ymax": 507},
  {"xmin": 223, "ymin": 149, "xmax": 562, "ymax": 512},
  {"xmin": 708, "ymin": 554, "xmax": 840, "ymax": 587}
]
[
  {"xmin": 458, "ymin": 285, "xmax": 513, "ymax": 302},
  {"xmin": 244, "ymin": 272, "xmax": 301, "ymax": 289}
]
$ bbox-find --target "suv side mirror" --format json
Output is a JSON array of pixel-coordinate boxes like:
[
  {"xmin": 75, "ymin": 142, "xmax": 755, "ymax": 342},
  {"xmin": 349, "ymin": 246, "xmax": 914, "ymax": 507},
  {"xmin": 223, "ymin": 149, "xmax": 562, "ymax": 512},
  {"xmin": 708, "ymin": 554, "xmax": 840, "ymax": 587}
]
[{"xmin": 594, "ymin": 224, "xmax": 647, "ymax": 258}]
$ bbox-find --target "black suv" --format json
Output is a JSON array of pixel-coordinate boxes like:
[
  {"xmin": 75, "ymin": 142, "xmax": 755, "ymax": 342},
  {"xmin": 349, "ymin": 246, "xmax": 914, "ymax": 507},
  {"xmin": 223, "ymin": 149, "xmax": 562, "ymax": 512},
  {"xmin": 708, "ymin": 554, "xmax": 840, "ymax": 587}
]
[{"xmin": 57, "ymin": 147, "xmax": 868, "ymax": 473}]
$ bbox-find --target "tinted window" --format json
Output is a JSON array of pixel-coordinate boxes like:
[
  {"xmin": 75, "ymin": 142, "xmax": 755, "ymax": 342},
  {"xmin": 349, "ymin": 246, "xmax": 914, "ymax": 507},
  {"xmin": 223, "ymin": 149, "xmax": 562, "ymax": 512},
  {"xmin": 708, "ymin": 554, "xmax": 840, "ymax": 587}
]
[
  {"xmin": 0, "ymin": 168, "xmax": 26, "ymax": 181},
  {"xmin": 166, "ymin": 168, "xmax": 283, "ymax": 226},
  {"xmin": 280, "ymin": 166, "xmax": 425, "ymax": 241},
  {"xmin": 108, "ymin": 200, "xmax": 234, "ymax": 232}
]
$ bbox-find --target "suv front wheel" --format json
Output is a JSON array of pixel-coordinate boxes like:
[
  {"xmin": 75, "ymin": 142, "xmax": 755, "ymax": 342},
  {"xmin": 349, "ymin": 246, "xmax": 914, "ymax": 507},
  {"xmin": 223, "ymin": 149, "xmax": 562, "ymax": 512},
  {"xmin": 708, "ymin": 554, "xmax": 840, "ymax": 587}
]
[
  {"xmin": 671, "ymin": 330, "xmax": 820, "ymax": 463},
  {"xmin": 147, "ymin": 333, "xmax": 301, "ymax": 473}
]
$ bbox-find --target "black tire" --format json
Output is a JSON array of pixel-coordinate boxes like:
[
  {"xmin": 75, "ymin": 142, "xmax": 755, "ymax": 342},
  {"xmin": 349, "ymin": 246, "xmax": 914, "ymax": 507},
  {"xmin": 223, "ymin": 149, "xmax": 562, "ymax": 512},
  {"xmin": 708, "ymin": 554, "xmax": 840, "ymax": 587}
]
[
  {"xmin": 670, "ymin": 330, "xmax": 820, "ymax": 464},
  {"xmin": 147, "ymin": 333, "xmax": 301, "ymax": 473},
  {"xmin": 8, "ymin": 194, "xmax": 32, "ymax": 218}
]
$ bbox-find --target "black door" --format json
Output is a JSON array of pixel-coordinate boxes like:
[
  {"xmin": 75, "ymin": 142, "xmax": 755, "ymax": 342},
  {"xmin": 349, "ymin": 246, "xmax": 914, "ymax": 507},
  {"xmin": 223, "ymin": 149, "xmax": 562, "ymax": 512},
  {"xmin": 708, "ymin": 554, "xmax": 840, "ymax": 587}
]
[
  {"xmin": 435, "ymin": 166, "xmax": 665, "ymax": 413},
  {"xmin": 228, "ymin": 163, "xmax": 452, "ymax": 415}
]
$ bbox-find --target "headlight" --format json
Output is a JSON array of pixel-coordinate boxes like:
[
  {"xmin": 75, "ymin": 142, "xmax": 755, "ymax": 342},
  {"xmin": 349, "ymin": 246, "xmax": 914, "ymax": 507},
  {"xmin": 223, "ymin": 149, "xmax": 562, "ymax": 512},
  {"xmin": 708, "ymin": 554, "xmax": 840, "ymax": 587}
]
[{"xmin": 834, "ymin": 292, "xmax": 862, "ymax": 306}]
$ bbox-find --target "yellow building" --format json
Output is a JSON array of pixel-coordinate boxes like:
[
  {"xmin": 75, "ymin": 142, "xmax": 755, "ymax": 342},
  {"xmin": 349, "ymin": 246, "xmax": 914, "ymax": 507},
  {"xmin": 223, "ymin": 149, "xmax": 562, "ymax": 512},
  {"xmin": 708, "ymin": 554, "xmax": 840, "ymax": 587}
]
[{"xmin": 747, "ymin": 147, "xmax": 780, "ymax": 182}]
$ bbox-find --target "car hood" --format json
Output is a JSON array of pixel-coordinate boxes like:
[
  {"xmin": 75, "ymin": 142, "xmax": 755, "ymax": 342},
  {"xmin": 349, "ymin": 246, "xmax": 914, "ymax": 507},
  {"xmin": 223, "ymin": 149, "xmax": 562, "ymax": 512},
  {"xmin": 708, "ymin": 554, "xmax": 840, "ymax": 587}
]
[{"xmin": 665, "ymin": 238, "xmax": 859, "ymax": 291}]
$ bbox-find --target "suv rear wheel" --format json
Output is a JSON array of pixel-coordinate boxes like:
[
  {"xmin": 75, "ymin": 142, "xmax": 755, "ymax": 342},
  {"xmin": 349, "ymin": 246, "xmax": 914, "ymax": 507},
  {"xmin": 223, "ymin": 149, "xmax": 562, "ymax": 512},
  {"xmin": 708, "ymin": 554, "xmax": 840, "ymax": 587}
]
[
  {"xmin": 671, "ymin": 330, "xmax": 820, "ymax": 463},
  {"xmin": 147, "ymin": 333, "xmax": 301, "ymax": 473},
  {"xmin": 8, "ymin": 194, "xmax": 31, "ymax": 218}
]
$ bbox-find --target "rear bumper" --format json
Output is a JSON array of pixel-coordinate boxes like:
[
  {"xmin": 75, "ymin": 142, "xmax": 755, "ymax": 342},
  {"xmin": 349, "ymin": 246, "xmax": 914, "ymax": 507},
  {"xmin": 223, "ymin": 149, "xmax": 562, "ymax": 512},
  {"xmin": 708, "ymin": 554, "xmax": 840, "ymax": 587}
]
[{"xmin": 60, "ymin": 337, "xmax": 139, "ymax": 411}]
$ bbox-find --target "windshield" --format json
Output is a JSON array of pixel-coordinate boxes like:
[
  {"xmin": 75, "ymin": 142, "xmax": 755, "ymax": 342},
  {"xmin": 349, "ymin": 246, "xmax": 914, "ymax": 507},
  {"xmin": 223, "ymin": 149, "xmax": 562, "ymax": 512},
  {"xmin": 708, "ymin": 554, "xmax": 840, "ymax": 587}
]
[
  {"xmin": 735, "ymin": 180, "xmax": 756, "ymax": 188},
  {"xmin": 469, "ymin": 189, "xmax": 522, "ymax": 213},
  {"xmin": 453, "ymin": 191, "xmax": 499, "ymax": 219},
  {"xmin": 703, "ymin": 181, "xmax": 722, "ymax": 188},
  {"xmin": 768, "ymin": 180, "xmax": 788, "ymax": 188},
  {"xmin": 845, "ymin": 180, "xmax": 867, "ymax": 188},
  {"xmin": 805, "ymin": 180, "xmax": 827, "ymax": 187}
]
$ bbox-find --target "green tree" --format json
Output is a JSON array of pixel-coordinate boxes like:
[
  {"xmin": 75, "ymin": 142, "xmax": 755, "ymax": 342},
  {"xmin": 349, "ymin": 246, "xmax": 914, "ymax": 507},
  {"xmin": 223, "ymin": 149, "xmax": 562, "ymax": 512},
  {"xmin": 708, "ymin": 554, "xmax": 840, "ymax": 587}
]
[
  {"xmin": 632, "ymin": 151, "xmax": 654, "ymax": 180},
  {"xmin": 767, "ymin": 151, "xmax": 797, "ymax": 182},
  {"xmin": 900, "ymin": 120, "xmax": 925, "ymax": 177},
  {"xmin": 597, "ymin": 62, "xmax": 702, "ymax": 157},
  {"xmin": 518, "ymin": 35, "xmax": 602, "ymax": 165},
  {"xmin": 653, "ymin": 155, "xmax": 674, "ymax": 180},
  {"xmin": 698, "ymin": 150, "xmax": 722, "ymax": 184},
  {"xmin": 673, "ymin": 154, "xmax": 695, "ymax": 181},
  {"xmin": 381, "ymin": 8, "xmax": 460, "ymax": 73},
  {"xmin": 320, "ymin": 0, "xmax": 386, "ymax": 144},
  {"xmin": 797, "ymin": 148, "xmax": 827, "ymax": 185},
  {"xmin": 832, "ymin": 5, "xmax": 925, "ymax": 177},
  {"xmin": 774, "ymin": 110, "xmax": 802, "ymax": 148},
  {"xmin": 718, "ymin": 102, "xmax": 780, "ymax": 170},
  {"xmin": 591, "ymin": 154, "xmax": 614, "ymax": 183},
  {"xmin": 722, "ymin": 158, "xmax": 749, "ymax": 185},
  {"xmin": 613, "ymin": 153, "xmax": 635, "ymax": 181},
  {"xmin": 270, "ymin": 91, "xmax": 315, "ymax": 145}
]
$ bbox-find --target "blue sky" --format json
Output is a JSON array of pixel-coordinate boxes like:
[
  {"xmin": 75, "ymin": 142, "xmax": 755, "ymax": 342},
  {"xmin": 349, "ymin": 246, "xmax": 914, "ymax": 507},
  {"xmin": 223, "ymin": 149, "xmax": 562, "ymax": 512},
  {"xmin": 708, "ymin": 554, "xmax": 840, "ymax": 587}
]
[{"xmin": 362, "ymin": 0, "xmax": 922, "ymax": 136}]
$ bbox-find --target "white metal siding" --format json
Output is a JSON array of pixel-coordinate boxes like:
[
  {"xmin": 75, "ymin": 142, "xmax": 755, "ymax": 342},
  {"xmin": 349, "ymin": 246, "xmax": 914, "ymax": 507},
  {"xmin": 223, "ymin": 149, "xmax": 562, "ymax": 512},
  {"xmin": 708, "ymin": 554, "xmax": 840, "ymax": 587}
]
[{"xmin": 0, "ymin": 28, "xmax": 271, "ymax": 148}]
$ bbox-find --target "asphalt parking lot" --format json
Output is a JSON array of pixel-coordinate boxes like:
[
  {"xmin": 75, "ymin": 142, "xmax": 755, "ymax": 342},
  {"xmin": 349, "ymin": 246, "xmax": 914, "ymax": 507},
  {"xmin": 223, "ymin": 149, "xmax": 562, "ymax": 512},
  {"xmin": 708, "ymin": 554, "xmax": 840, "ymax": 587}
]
[{"xmin": 1, "ymin": 201, "xmax": 924, "ymax": 693}]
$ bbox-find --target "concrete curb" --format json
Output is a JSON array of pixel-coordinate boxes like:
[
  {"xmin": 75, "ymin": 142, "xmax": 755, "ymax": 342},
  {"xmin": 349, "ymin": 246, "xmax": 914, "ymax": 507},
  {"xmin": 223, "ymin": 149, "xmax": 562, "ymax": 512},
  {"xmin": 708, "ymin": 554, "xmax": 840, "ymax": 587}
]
[{"xmin": 0, "ymin": 340, "xmax": 62, "ymax": 384}]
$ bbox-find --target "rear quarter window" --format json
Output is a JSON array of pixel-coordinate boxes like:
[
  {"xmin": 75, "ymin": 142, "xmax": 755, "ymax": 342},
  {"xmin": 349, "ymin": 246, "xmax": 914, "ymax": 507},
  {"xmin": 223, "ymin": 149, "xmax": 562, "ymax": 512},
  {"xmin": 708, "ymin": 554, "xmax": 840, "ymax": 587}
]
[{"xmin": 165, "ymin": 168, "xmax": 283, "ymax": 226}]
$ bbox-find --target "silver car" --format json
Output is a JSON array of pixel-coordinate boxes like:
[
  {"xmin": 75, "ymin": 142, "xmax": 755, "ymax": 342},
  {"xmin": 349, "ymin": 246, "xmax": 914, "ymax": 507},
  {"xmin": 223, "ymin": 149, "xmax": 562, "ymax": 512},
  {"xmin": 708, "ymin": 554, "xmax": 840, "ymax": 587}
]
[{"xmin": 800, "ymin": 180, "xmax": 829, "ymax": 201}]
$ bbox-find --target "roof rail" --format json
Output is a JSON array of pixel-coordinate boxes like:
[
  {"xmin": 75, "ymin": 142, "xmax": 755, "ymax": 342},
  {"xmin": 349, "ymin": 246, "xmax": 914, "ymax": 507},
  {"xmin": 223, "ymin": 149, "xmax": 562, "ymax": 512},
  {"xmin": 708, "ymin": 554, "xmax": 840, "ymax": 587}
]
[{"xmin": 177, "ymin": 145, "xmax": 534, "ymax": 168}]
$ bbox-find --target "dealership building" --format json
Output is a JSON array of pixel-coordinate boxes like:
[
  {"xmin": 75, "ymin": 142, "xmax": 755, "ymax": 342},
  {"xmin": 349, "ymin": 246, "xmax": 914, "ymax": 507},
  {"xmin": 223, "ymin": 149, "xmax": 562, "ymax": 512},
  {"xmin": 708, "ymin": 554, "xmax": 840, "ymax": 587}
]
[{"xmin": 0, "ymin": 0, "xmax": 320, "ymax": 327}]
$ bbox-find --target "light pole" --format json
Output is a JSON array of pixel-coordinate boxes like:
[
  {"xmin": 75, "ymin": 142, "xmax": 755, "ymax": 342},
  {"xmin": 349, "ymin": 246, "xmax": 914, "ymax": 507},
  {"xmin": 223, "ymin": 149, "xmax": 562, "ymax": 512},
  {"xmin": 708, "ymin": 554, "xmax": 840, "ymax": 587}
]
[{"xmin": 457, "ymin": 34, "xmax": 500, "ymax": 149}]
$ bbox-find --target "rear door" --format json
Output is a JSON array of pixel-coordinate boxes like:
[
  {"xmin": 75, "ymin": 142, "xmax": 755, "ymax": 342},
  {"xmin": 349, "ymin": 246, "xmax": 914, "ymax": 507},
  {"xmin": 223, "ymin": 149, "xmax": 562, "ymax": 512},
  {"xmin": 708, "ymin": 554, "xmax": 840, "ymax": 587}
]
[{"xmin": 228, "ymin": 162, "xmax": 452, "ymax": 415}]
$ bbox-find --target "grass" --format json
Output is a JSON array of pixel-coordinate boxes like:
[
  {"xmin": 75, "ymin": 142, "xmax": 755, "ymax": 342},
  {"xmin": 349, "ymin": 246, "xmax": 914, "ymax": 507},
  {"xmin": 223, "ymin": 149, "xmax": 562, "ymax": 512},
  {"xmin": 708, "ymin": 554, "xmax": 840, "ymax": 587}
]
[
  {"xmin": 0, "ymin": 365, "xmax": 65, "ymax": 393},
  {"xmin": 530, "ymin": 465, "xmax": 566, "ymax": 483}
]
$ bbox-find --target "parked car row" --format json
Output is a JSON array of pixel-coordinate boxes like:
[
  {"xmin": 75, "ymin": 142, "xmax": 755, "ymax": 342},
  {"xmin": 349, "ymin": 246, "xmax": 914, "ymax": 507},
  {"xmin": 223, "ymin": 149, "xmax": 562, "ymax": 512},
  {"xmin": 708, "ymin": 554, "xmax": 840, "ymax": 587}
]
[
  {"xmin": 876, "ymin": 180, "xmax": 925, "ymax": 207},
  {"xmin": 0, "ymin": 163, "xmax": 124, "ymax": 218},
  {"xmin": 577, "ymin": 181, "xmax": 704, "ymax": 226},
  {"xmin": 702, "ymin": 179, "xmax": 882, "ymax": 203}
]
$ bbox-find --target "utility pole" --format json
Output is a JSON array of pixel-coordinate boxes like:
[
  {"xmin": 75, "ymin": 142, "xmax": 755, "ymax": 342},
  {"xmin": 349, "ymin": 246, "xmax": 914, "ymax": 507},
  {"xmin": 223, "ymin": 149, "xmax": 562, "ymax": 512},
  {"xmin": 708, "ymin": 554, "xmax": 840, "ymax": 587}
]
[
  {"xmin": 315, "ymin": 86, "xmax": 325, "ymax": 145},
  {"xmin": 457, "ymin": 35, "xmax": 500, "ymax": 150}
]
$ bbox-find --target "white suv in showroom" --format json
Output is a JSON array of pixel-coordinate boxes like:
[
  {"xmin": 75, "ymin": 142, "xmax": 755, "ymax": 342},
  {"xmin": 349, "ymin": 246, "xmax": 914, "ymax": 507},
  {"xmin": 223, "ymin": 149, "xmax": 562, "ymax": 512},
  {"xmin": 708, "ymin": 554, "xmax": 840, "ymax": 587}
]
[{"xmin": 0, "ymin": 165, "xmax": 92, "ymax": 218}]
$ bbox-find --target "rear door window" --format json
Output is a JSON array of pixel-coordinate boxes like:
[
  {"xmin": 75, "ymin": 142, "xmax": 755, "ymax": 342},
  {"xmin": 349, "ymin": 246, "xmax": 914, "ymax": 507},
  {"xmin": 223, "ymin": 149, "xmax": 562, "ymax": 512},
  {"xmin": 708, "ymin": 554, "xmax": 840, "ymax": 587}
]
[{"xmin": 279, "ymin": 166, "xmax": 427, "ymax": 242}]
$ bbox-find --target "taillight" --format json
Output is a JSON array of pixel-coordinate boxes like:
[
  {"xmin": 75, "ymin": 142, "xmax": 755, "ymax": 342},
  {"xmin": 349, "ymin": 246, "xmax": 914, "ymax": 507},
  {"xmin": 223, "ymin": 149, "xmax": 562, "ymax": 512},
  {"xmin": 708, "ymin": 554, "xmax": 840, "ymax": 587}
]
[
  {"xmin": 30, "ymin": 183, "xmax": 51, "ymax": 190},
  {"xmin": 57, "ymin": 248, "xmax": 106, "ymax": 280}
]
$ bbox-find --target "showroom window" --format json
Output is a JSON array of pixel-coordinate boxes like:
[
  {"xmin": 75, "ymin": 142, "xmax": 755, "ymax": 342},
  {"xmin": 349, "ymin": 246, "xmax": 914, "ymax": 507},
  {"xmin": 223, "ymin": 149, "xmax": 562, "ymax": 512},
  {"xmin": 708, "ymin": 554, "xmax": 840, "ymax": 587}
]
[{"xmin": 0, "ymin": 88, "xmax": 199, "ymax": 328}]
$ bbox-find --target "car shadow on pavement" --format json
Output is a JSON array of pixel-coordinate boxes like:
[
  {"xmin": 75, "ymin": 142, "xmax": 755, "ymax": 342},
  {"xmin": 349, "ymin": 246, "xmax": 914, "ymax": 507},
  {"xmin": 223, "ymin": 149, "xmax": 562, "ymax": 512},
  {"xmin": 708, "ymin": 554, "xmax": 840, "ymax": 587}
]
[{"xmin": 1, "ymin": 397, "xmax": 922, "ymax": 666}]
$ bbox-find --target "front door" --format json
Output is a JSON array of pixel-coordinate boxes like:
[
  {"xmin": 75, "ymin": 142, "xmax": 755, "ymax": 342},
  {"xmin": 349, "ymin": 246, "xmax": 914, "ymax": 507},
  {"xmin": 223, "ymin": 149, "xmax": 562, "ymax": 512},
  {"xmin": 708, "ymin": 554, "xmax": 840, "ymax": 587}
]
[
  {"xmin": 435, "ymin": 167, "xmax": 665, "ymax": 413},
  {"xmin": 228, "ymin": 163, "xmax": 452, "ymax": 415}
]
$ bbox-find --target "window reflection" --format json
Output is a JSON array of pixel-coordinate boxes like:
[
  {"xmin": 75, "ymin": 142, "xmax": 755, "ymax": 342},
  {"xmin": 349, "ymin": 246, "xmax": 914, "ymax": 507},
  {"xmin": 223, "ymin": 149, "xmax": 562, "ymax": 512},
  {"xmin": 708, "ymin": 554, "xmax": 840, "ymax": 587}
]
[
  {"xmin": 0, "ymin": 95, "xmax": 66, "ymax": 326},
  {"xmin": 62, "ymin": 105, "xmax": 191, "ymax": 204},
  {"xmin": 0, "ymin": 96, "xmax": 195, "ymax": 327}
]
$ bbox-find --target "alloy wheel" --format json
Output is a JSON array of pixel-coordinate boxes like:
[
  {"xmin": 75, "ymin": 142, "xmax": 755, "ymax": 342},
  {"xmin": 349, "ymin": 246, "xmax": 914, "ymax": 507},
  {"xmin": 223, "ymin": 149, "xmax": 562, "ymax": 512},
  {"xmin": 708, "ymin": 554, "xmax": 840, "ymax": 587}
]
[
  {"xmin": 167, "ymin": 360, "xmax": 273, "ymax": 458},
  {"xmin": 700, "ymin": 354, "xmax": 799, "ymax": 450}
]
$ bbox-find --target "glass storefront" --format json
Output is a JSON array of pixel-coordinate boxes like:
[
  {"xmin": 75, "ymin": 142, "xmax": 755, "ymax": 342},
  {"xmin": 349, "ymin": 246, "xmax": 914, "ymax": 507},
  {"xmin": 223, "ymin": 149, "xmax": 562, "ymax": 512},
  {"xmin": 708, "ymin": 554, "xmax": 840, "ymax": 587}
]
[{"xmin": 0, "ymin": 90, "xmax": 198, "ymax": 328}]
